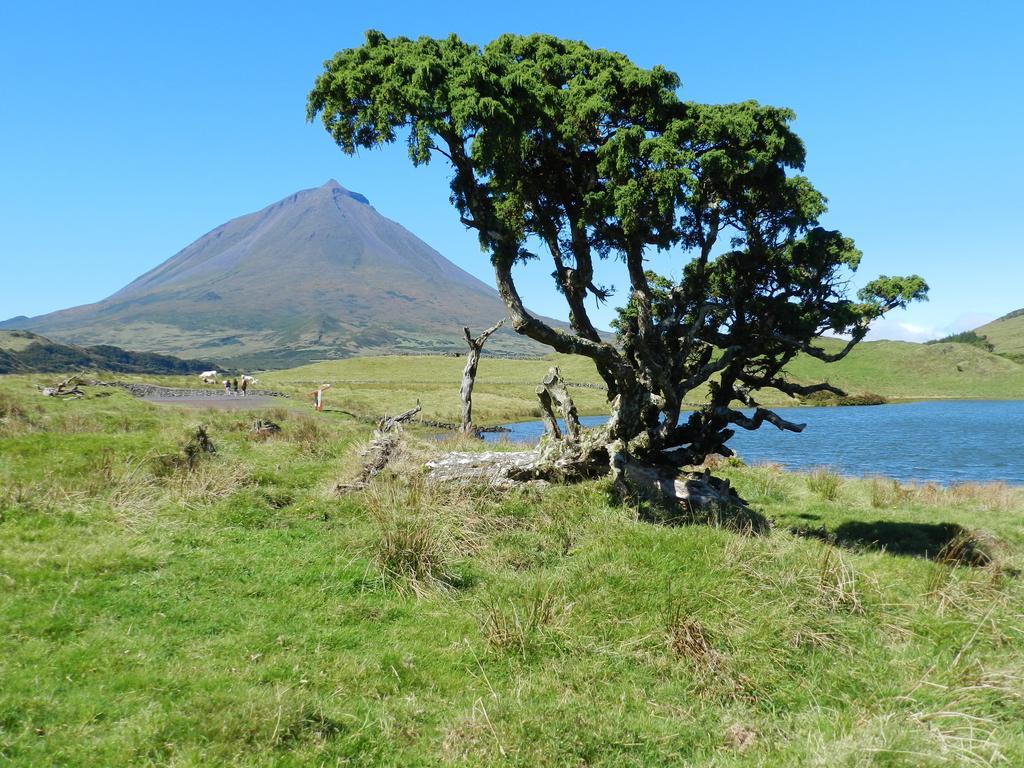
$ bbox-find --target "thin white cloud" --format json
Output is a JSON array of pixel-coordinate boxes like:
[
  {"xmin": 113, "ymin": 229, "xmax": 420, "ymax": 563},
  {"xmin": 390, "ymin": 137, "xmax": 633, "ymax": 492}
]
[{"xmin": 864, "ymin": 317, "xmax": 943, "ymax": 342}]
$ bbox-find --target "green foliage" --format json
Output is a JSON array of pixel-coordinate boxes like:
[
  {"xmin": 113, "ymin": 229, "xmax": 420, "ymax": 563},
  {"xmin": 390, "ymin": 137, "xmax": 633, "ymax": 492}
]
[
  {"xmin": 925, "ymin": 330, "xmax": 994, "ymax": 351},
  {"xmin": 308, "ymin": 31, "xmax": 928, "ymax": 464}
]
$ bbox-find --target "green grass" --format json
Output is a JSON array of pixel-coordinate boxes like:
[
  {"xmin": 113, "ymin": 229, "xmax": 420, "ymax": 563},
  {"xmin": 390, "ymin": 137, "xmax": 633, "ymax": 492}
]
[
  {"xmin": 783, "ymin": 338, "xmax": 1024, "ymax": 401},
  {"xmin": 976, "ymin": 310, "xmax": 1024, "ymax": 359},
  {"xmin": 2, "ymin": 372, "xmax": 1023, "ymax": 766},
  {"xmin": 257, "ymin": 339, "xmax": 1024, "ymax": 429}
]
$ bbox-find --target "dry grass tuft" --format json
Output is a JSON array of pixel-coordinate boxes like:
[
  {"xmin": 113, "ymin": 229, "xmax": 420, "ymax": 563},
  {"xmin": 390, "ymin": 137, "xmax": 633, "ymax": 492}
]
[
  {"xmin": 944, "ymin": 482, "xmax": 1019, "ymax": 513},
  {"xmin": 478, "ymin": 586, "xmax": 564, "ymax": 657},
  {"xmin": 869, "ymin": 476, "xmax": 909, "ymax": 508},
  {"xmin": 666, "ymin": 608, "xmax": 723, "ymax": 668},
  {"xmin": 936, "ymin": 529, "xmax": 996, "ymax": 568},
  {"xmin": 289, "ymin": 414, "xmax": 332, "ymax": 455},
  {"xmin": 723, "ymin": 723, "xmax": 758, "ymax": 752},
  {"xmin": 818, "ymin": 548, "xmax": 862, "ymax": 613},
  {"xmin": 748, "ymin": 463, "xmax": 789, "ymax": 503},
  {"xmin": 363, "ymin": 478, "xmax": 457, "ymax": 596},
  {"xmin": 806, "ymin": 467, "xmax": 843, "ymax": 501},
  {"xmin": 175, "ymin": 462, "xmax": 251, "ymax": 507}
]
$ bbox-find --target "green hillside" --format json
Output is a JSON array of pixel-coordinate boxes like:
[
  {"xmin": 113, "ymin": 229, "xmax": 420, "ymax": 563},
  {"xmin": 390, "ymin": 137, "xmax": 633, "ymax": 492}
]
[
  {"xmin": 0, "ymin": 330, "xmax": 219, "ymax": 375},
  {"xmin": 976, "ymin": 309, "xmax": 1024, "ymax": 361},
  {"xmin": 783, "ymin": 338, "xmax": 1024, "ymax": 401}
]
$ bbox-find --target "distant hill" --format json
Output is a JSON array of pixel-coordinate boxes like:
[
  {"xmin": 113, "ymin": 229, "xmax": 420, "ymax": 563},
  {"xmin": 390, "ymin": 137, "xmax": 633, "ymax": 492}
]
[
  {"xmin": 0, "ymin": 181, "xmax": 552, "ymax": 368},
  {"xmin": 783, "ymin": 337, "xmax": 1024, "ymax": 400},
  {"xmin": 975, "ymin": 309, "xmax": 1024, "ymax": 362},
  {"xmin": 0, "ymin": 330, "xmax": 218, "ymax": 375}
]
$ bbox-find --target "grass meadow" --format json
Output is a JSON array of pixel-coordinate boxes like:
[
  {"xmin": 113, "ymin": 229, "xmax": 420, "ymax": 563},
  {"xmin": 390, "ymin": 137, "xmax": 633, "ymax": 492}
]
[{"xmin": 1, "ymin": 361, "xmax": 1023, "ymax": 766}]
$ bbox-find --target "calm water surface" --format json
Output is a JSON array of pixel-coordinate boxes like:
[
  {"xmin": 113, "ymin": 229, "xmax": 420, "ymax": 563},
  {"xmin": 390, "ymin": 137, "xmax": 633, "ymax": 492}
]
[{"xmin": 482, "ymin": 400, "xmax": 1024, "ymax": 485}]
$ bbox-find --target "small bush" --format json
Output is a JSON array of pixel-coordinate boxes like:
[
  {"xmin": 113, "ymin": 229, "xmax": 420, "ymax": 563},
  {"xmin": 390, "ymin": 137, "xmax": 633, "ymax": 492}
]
[
  {"xmin": 924, "ymin": 330, "xmax": 994, "ymax": 351},
  {"xmin": 802, "ymin": 391, "xmax": 888, "ymax": 406},
  {"xmin": 807, "ymin": 467, "xmax": 843, "ymax": 501}
]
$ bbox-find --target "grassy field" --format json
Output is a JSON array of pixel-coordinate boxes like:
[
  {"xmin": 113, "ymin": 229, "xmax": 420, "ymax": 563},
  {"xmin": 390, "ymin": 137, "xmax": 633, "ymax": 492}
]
[
  {"xmin": 256, "ymin": 338, "xmax": 1024, "ymax": 428},
  {"xmin": 1, "ymin": 368, "xmax": 1023, "ymax": 766}
]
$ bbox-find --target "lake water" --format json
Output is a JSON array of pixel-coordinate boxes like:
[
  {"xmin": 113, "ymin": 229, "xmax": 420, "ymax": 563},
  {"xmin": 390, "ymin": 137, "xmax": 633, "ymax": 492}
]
[{"xmin": 481, "ymin": 400, "xmax": 1024, "ymax": 485}]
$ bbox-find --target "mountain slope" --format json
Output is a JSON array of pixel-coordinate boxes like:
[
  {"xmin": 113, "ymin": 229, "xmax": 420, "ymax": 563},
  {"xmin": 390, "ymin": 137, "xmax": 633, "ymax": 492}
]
[
  {"xmin": 0, "ymin": 330, "xmax": 219, "ymax": 375},
  {"xmin": 975, "ymin": 309, "xmax": 1024, "ymax": 360},
  {"xmin": 0, "ymin": 181, "xmax": 545, "ymax": 367}
]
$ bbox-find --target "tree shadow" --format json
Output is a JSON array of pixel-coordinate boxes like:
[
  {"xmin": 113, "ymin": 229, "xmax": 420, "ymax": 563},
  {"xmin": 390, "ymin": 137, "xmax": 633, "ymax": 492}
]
[
  {"xmin": 790, "ymin": 520, "xmax": 993, "ymax": 566},
  {"xmin": 640, "ymin": 501, "xmax": 771, "ymax": 536}
]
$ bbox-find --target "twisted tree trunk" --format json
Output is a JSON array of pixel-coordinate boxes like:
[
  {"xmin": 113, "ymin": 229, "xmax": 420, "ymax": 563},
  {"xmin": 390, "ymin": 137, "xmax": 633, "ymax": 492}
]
[{"xmin": 460, "ymin": 319, "xmax": 504, "ymax": 434}]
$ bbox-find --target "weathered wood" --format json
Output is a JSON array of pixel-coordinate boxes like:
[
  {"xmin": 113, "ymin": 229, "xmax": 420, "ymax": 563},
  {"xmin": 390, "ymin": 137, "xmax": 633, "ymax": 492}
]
[
  {"xmin": 535, "ymin": 387, "xmax": 561, "ymax": 439},
  {"xmin": 535, "ymin": 366, "xmax": 581, "ymax": 442},
  {"xmin": 424, "ymin": 450, "xmax": 545, "ymax": 488},
  {"xmin": 337, "ymin": 402, "xmax": 422, "ymax": 494},
  {"xmin": 460, "ymin": 318, "xmax": 504, "ymax": 433},
  {"xmin": 609, "ymin": 447, "xmax": 767, "ymax": 533},
  {"xmin": 379, "ymin": 401, "xmax": 422, "ymax": 433},
  {"xmin": 40, "ymin": 373, "xmax": 85, "ymax": 399}
]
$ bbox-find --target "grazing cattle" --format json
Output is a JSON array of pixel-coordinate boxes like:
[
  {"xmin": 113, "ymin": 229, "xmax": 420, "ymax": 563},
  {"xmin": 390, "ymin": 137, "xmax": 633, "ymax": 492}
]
[
  {"xmin": 199, "ymin": 370, "xmax": 218, "ymax": 384},
  {"xmin": 241, "ymin": 375, "xmax": 258, "ymax": 385}
]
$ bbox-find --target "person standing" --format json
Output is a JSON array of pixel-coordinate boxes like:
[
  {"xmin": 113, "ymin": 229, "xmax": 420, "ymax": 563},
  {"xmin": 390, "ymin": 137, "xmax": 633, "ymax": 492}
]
[
  {"xmin": 232, "ymin": 378, "xmax": 239, "ymax": 394},
  {"xmin": 240, "ymin": 377, "xmax": 248, "ymax": 397},
  {"xmin": 223, "ymin": 380, "xmax": 231, "ymax": 396}
]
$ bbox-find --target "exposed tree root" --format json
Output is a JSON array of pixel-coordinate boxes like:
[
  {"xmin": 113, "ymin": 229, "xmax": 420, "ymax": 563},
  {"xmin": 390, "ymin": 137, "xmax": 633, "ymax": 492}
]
[{"xmin": 423, "ymin": 366, "xmax": 766, "ymax": 530}]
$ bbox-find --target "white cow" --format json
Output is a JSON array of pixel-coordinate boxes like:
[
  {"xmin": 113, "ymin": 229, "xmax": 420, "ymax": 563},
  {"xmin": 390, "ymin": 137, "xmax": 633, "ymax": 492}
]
[
  {"xmin": 241, "ymin": 375, "xmax": 258, "ymax": 385},
  {"xmin": 199, "ymin": 370, "xmax": 218, "ymax": 384}
]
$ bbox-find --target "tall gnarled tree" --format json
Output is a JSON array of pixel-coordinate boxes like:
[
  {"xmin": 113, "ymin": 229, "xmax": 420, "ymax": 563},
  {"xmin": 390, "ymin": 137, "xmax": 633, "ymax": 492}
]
[{"xmin": 308, "ymin": 31, "xmax": 926, "ymax": 484}]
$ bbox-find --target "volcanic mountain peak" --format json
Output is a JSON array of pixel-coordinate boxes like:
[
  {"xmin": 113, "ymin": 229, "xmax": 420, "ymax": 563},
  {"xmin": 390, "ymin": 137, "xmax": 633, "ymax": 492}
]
[{"xmin": 1, "ymin": 181, "xmax": 547, "ymax": 367}]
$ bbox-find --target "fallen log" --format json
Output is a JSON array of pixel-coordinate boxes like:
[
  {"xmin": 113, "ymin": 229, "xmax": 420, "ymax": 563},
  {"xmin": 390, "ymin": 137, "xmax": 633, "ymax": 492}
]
[
  {"xmin": 40, "ymin": 373, "xmax": 85, "ymax": 399},
  {"xmin": 424, "ymin": 450, "xmax": 546, "ymax": 489},
  {"xmin": 336, "ymin": 402, "xmax": 422, "ymax": 494},
  {"xmin": 378, "ymin": 402, "xmax": 422, "ymax": 433}
]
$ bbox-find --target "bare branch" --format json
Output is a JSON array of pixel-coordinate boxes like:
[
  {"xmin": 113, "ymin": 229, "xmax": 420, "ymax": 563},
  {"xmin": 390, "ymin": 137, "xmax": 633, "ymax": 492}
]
[{"xmin": 713, "ymin": 406, "xmax": 806, "ymax": 433}]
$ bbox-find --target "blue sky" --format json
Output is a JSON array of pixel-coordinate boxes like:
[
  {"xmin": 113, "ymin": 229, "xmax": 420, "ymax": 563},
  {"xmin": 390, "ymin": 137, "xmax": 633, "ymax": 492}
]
[{"xmin": 1, "ymin": 0, "xmax": 1021, "ymax": 340}]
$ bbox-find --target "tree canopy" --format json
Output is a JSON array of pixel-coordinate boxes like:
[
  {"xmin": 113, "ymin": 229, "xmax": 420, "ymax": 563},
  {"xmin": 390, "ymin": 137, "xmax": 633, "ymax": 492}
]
[{"xmin": 308, "ymin": 31, "xmax": 927, "ymax": 468}]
